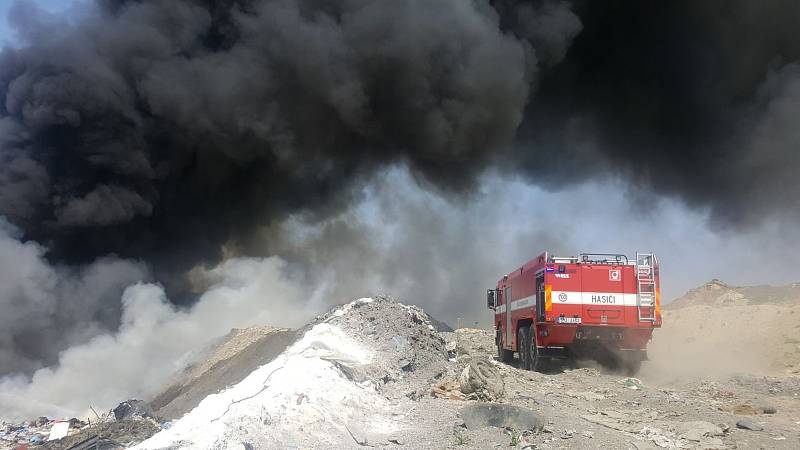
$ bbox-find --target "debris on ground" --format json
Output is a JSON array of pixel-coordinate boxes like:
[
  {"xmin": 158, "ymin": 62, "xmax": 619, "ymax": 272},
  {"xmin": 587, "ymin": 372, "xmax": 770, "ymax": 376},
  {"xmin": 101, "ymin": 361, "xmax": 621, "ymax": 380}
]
[
  {"xmin": 47, "ymin": 422, "xmax": 69, "ymax": 441},
  {"xmin": 1, "ymin": 405, "xmax": 162, "ymax": 450},
  {"xmin": 458, "ymin": 360, "xmax": 505, "ymax": 401},
  {"xmin": 1, "ymin": 418, "xmax": 85, "ymax": 449},
  {"xmin": 112, "ymin": 400, "xmax": 154, "ymax": 422},
  {"xmin": 620, "ymin": 377, "xmax": 643, "ymax": 390},
  {"xmin": 41, "ymin": 419, "xmax": 160, "ymax": 450},
  {"xmin": 431, "ymin": 379, "xmax": 466, "ymax": 400},
  {"xmin": 460, "ymin": 404, "xmax": 543, "ymax": 432},
  {"xmin": 735, "ymin": 419, "xmax": 764, "ymax": 431},
  {"xmin": 637, "ymin": 426, "xmax": 679, "ymax": 448},
  {"xmin": 759, "ymin": 405, "xmax": 778, "ymax": 414},
  {"xmin": 675, "ymin": 420, "xmax": 724, "ymax": 442}
]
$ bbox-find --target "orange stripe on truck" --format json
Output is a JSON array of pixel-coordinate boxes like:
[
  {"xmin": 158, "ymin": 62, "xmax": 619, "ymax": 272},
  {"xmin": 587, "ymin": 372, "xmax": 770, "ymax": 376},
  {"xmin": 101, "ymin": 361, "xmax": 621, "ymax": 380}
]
[
  {"xmin": 655, "ymin": 287, "xmax": 661, "ymax": 316},
  {"xmin": 545, "ymin": 284, "xmax": 552, "ymax": 312}
]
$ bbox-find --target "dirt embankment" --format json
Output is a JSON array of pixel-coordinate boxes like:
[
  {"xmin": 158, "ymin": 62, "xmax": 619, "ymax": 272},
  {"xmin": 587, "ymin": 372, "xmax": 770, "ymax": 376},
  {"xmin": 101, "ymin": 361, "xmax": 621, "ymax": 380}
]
[
  {"xmin": 148, "ymin": 326, "xmax": 296, "ymax": 420},
  {"xmin": 645, "ymin": 280, "xmax": 800, "ymax": 380}
]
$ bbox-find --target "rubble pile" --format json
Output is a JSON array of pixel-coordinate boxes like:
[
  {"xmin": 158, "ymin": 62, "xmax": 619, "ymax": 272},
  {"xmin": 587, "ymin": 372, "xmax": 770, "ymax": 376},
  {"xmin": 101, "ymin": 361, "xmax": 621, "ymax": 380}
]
[
  {"xmin": 307, "ymin": 295, "xmax": 451, "ymax": 400},
  {"xmin": 1, "ymin": 417, "xmax": 73, "ymax": 449},
  {"xmin": 134, "ymin": 296, "xmax": 452, "ymax": 449},
  {"xmin": 1, "ymin": 402, "xmax": 161, "ymax": 450}
]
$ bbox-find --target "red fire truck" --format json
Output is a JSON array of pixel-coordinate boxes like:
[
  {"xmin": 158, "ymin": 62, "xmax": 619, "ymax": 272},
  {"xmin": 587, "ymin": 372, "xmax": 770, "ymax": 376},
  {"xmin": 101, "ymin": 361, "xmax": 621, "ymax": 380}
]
[{"xmin": 487, "ymin": 252, "xmax": 661, "ymax": 373}]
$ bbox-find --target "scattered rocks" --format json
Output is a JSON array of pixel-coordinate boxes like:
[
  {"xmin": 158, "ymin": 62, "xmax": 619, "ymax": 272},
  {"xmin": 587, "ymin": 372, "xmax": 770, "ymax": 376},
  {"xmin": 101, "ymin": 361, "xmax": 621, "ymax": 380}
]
[
  {"xmin": 759, "ymin": 405, "xmax": 777, "ymax": 414},
  {"xmin": 676, "ymin": 421, "xmax": 724, "ymax": 442},
  {"xmin": 735, "ymin": 419, "xmax": 763, "ymax": 431},
  {"xmin": 638, "ymin": 426, "xmax": 678, "ymax": 448},
  {"xmin": 460, "ymin": 404, "xmax": 543, "ymax": 432}
]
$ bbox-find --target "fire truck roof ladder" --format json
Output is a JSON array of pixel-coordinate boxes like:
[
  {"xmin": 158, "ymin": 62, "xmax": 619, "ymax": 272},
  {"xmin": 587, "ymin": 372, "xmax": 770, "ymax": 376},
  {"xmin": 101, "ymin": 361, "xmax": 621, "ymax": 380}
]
[
  {"xmin": 636, "ymin": 252, "xmax": 656, "ymax": 322},
  {"xmin": 579, "ymin": 253, "xmax": 629, "ymax": 264}
]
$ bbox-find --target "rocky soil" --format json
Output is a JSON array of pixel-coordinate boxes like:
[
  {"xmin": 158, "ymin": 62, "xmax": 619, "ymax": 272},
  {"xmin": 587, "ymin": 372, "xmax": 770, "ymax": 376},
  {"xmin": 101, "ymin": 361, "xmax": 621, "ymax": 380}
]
[{"xmin": 438, "ymin": 328, "xmax": 800, "ymax": 449}]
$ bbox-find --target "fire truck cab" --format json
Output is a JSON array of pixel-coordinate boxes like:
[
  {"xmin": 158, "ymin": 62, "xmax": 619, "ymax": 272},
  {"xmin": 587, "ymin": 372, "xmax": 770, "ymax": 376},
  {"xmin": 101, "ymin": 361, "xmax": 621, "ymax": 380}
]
[{"xmin": 487, "ymin": 252, "xmax": 661, "ymax": 373}]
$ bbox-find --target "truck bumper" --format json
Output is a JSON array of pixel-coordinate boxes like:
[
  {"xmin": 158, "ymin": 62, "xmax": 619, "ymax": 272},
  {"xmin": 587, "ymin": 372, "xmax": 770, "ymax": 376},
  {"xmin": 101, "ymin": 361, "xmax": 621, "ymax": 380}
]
[{"xmin": 536, "ymin": 324, "xmax": 654, "ymax": 350}]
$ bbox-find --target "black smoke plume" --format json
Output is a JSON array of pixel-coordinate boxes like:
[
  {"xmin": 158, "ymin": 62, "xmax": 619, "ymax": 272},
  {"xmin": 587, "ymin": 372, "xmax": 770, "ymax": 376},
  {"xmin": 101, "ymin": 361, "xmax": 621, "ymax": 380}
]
[
  {"xmin": 0, "ymin": 0, "xmax": 574, "ymax": 298},
  {"xmin": 516, "ymin": 0, "xmax": 800, "ymax": 226}
]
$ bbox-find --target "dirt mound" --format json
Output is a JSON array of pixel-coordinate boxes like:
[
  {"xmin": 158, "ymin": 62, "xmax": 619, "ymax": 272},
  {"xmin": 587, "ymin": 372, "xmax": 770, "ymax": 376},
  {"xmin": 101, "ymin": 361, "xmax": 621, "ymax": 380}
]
[
  {"xmin": 148, "ymin": 326, "xmax": 296, "ymax": 420},
  {"xmin": 666, "ymin": 279, "xmax": 800, "ymax": 309},
  {"xmin": 646, "ymin": 280, "xmax": 800, "ymax": 378},
  {"xmin": 645, "ymin": 303, "xmax": 800, "ymax": 379}
]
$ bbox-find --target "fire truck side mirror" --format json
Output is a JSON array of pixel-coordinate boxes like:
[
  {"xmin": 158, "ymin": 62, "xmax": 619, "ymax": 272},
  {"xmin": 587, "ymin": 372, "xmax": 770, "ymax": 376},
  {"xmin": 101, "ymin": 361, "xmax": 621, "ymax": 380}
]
[{"xmin": 487, "ymin": 289, "xmax": 496, "ymax": 309}]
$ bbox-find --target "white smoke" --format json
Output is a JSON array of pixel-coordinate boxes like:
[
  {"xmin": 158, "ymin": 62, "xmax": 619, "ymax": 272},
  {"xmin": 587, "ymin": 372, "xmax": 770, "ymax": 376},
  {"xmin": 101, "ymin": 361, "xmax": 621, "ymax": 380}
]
[
  {"xmin": 0, "ymin": 218, "xmax": 149, "ymax": 376},
  {"xmin": 0, "ymin": 252, "xmax": 325, "ymax": 421}
]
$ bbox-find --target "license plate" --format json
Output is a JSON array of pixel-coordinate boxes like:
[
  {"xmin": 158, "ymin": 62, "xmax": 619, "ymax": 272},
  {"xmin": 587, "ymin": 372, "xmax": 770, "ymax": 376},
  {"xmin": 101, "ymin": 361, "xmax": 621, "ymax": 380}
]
[{"xmin": 557, "ymin": 317, "xmax": 581, "ymax": 324}]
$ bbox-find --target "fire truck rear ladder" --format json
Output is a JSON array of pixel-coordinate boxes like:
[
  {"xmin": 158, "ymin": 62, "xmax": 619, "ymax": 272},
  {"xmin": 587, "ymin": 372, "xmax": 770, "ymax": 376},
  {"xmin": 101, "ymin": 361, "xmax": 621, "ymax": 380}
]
[{"xmin": 636, "ymin": 252, "xmax": 656, "ymax": 322}]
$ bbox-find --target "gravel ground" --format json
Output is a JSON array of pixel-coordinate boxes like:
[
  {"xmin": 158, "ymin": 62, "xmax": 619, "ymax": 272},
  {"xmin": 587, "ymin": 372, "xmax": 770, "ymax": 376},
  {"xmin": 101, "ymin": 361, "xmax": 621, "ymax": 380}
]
[{"xmin": 417, "ymin": 328, "xmax": 800, "ymax": 450}]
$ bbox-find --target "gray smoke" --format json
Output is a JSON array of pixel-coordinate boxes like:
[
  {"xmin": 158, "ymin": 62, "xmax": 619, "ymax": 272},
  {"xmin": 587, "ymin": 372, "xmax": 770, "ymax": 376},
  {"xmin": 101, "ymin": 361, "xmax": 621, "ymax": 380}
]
[
  {"xmin": 0, "ymin": 218, "xmax": 148, "ymax": 376},
  {"xmin": 259, "ymin": 166, "xmax": 800, "ymax": 327},
  {"xmin": 0, "ymin": 255, "xmax": 316, "ymax": 420}
]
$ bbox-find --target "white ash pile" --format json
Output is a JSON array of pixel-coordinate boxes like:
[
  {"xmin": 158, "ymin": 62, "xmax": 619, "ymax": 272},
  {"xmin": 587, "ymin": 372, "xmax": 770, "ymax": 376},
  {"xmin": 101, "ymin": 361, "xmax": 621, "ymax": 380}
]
[
  {"xmin": 133, "ymin": 296, "xmax": 451, "ymax": 449},
  {"xmin": 306, "ymin": 295, "xmax": 451, "ymax": 400}
]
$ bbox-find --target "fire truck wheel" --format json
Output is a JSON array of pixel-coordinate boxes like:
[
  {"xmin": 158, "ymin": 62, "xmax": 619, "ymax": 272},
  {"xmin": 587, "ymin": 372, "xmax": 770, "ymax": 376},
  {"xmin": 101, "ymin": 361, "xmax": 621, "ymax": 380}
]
[
  {"xmin": 518, "ymin": 326, "xmax": 540, "ymax": 371},
  {"xmin": 497, "ymin": 330, "xmax": 513, "ymax": 362},
  {"xmin": 517, "ymin": 327, "xmax": 529, "ymax": 369},
  {"xmin": 524, "ymin": 325, "xmax": 542, "ymax": 372}
]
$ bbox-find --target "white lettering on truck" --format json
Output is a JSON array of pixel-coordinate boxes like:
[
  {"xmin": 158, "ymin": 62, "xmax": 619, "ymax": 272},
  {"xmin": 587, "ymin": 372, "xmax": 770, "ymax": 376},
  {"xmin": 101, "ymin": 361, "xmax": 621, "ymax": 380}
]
[{"xmin": 590, "ymin": 294, "xmax": 616, "ymax": 304}]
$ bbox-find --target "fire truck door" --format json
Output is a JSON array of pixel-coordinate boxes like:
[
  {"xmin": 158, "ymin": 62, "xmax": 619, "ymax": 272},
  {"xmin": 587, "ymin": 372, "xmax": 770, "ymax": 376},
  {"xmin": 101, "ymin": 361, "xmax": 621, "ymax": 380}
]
[
  {"xmin": 580, "ymin": 264, "xmax": 626, "ymax": 325},
  {"xmin": 536, "ymin": 274, "xmax": 545, "ymax": 321},
  {"xmin": 505, "ymin": 285, "xmax": 513, "ymax": 347}
]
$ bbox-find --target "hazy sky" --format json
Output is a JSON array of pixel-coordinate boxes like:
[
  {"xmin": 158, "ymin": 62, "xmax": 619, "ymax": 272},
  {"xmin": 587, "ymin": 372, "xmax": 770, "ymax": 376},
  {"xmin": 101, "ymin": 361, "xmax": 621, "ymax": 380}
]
[{"xmin": 0, "ymin": 0, "xmax": 79, "ymax": 46}]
